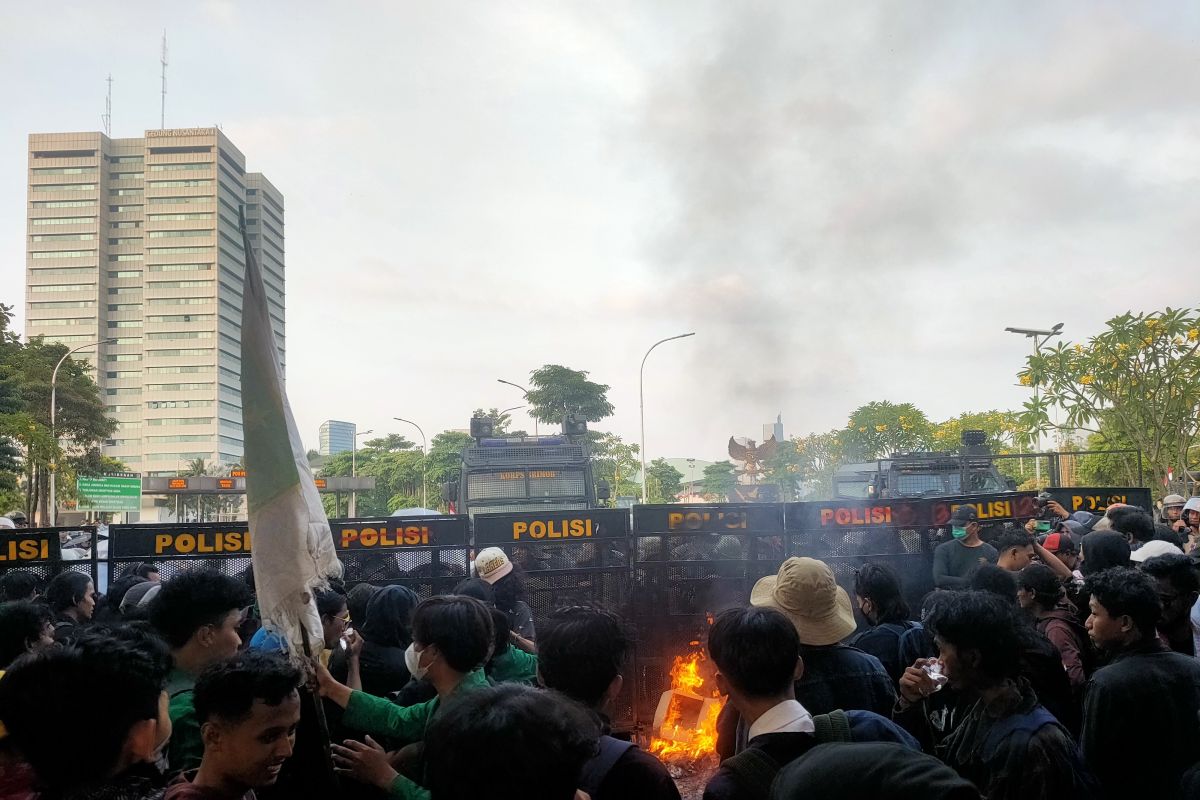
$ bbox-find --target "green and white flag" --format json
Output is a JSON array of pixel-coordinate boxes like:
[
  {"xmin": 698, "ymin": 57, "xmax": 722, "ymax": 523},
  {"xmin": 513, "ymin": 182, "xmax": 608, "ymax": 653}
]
[{"xmin": 239, "ymin": 208, "xmax": 342, "ymax": 656}]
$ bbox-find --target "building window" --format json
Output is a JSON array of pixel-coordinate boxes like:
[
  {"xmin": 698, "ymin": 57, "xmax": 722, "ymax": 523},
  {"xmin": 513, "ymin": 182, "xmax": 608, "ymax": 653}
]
[
  {"xmin": 148, "ymin": 213, "xmax": 215, "ymax": 221},
  {"xmin": 145, "ymin": 382, "xmax": 215, "ymax": 392},
  {"xmin": 27, "ymin": 318, "xmax": 94, "ymax": 327},
  {"xmin": 105, "ymin": 354, "xmax": 142, "ymax": 362},
  {"xmin": 107, "ymin": 304, "xmax": 141, "ymax": 312},
  {"xmin": 31, "ymin": 251, "xmax": 94, "ymax": 259},
  {"xmin": 31, "ymin": 233, "xmax": 94, "ymax": 241},
  {"xmin": 31, "ymin": 166, "xmax": 97, "ymax": 175},
  {"xmin": 111, "ymin": 336, "xmax": 142, "ymax": 345},
  {"xmin": 29, "ymin": 267, "xmax": 94, "ymax": 275},
  {"xmin": 148, "ymin": 230, "xmax": 211, "ymax": 239},
  {"xmin": 110, "ymin": 172, "xmax": 144, "ymax": 180},
  {"xmin": 108, "ymin": 270, "xmax": 141, "ymax": 278},
  {"xmin": 106, "ymin": 320, "xmax": 143, "ymax": 328},
  {"xmin": 147, "ymin": 280, "xmax": 214, "ymax": 289},
  {"xmin": 108, "ymin": 237, "xmax": 141, "ymax": 246},
  {"xmin": 29, "ymin": 300, "xmax": 95, "ymax": 309},
  {"xmin": 148, "ymin": 263, "xmax": 213, "ymax": 272},
  {"xmin": 32, "ymin": 184, "xmax": 96, "ymax": 192},
  {"xmin": 32, "ymin": 200, "xmax": 96, "ymax": 209},
  {"xmin": 147, "ymin": 400, "xmax": 214, "ymax": 409},
  {"xmin": 149, "ymin": 163, "xmax": 210, "ymax": 171},
  {"xmin": 145, "ymin": 314, "xmax": 214, "ymax": 323},
  {"xmin": 106, "ymin": 370, "xmax": 142, "ymax": 378},
  {"xmin": 146, "ymin": 365, "xmax": 212, "ymax": 374},
  {"xmin": 107, "ymin": 287, "xmax": 141, "ymax": 295},
  {"xmin": 109, "ymin": 188, "xmax": 144, "ymax": 196},
  {"xmin": 148, "ymin": 297, "xmax": 209, "ymax": 306},
  {"xmin": 148, "ymin": 179, "xmax": 212, "ymax": 188},
  {"xmin": 108, "ymin": 254, "xmax": 144, "ymax": 262},
  {"xmin": 146, "ymin": 347, "xmax": 212, "ymax": 357},
  {"xmin": 148, "ymin": 246, "xmax": 213, "ymax": 254},
  {"xmin": 110, "ymin": 221, "xmax": 142, "ymax": 229},
  {"xmin": 105, "ymin": 387, "xmax": 142, "ymax": 396},
  {"xmin": 109, "ymin": 156, "xmax": 144, "ymax": 164},
  {"xmin": 146, "ymin": 331, "xmax": 213, "ymax": 340},
  {"xmin": 148, "ymin": 196, "xmax": 212, "ymax": 205},
  {"xmin": 109, "ymin": 205, "xmax": 143, "ymax": 213},
  {"xmin": 32, "ymin": 217, "xmax": 95, "ymax": 226},
  {"xmin": 30, "ymin": 283, "xmax": 96, "ymax": 293}
]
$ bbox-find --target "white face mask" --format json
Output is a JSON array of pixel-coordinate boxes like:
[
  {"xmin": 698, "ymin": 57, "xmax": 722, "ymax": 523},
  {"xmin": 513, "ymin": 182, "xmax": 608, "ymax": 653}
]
[{"xmin": 405, "ymin": 642, "xmax": 433, "ymax": 680}]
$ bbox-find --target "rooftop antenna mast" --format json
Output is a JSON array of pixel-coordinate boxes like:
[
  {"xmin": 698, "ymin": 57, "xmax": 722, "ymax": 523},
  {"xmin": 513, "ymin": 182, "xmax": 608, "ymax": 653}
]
[
  {"xmin": 160, "ymin": 31, "xmax": 168, "ymax": 129},
  {"xmin": 101, "ymin": 74, "xmax": 112, "ymax": 136}
]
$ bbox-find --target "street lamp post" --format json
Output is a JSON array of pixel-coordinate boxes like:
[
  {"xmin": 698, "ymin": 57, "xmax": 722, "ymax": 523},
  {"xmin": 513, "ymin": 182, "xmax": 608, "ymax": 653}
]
[
  {"xmin": 497, "ymin": 379, "xmax": 538, "ymax": 437},
  {"xmin": 49, "ymin": 338, "xmax": 115, "ymax": 526},
  {"xmin": 350, "ymin": 429, "xmax": 373, "ymax": 517},
  {"xmin": 393, "ymin": 417, "xmax": 428, "ymax": 509},
  {"xmin": 640, "ymin": 333, "xmax": 696, "ymax": 504},
  {"xmin": 1005, "ymin": 323, "xmax": 1063, "ymax": 487}
]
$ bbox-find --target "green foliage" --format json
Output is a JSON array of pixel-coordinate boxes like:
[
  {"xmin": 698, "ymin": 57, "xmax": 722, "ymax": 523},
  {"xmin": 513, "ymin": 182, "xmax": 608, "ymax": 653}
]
[
  {"xmin": 645, "ymin": 458, "xmax": 683, "ymax": 503},
  {"xmin": 701, "ymin": 461, "xmax": 739, "ymax": 501},
  {"xmin": 321, "ymin": 434, "xmax": 424, "ymax": 516},
  {"xmin": 174, "ymin": 458, "xmax": 241, "ymax": 522},
  {"xmin": 761, "ymin": 437, "xmax": 804, "ymax": 501},
  {"xmin": 790, "ymin": 431, "xmax": 847, "ymax": 500},
  {"xmin": 526, "ymin": 365, "xmax": 614, "ymax": 425},
  {"xmin": 931, "ymin": 410, "xmax": 1023, "ymax": 453},
  {"xmin": 1018, "ymin": 307, "xmax": 1199, "ymax": 494},
  {"xmin": 589, "ymin": 432, "xmax": 640, "ymax": 499},
  {"xmin": 840, "ymin": 401, "xmax": 932, "ymax": 460},
  {"xmin": 473, "ymin": 407, "xmax": 514, "ymax": 436}
]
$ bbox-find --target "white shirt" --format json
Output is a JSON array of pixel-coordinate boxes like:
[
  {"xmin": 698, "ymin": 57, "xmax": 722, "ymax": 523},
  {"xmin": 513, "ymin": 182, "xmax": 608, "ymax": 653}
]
[{"xmin": 747, "ymin": 699, "xmax": 815, "ymax": 740}]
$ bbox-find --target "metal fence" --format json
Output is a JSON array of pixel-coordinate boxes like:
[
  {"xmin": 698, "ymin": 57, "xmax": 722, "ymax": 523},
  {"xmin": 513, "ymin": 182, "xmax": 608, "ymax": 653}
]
[
  {"xmin": 0, "ymin": 525, "xmax": 98, "ymax": 592},
  {"xmin": 0, "ymin": 489, "xmax": 1146, "ymax": 732}
]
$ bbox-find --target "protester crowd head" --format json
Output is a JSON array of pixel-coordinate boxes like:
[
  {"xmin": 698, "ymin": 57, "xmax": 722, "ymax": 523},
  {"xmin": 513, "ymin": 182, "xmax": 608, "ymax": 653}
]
[
  {"xmin": 0, "ymin": 570, "xmax": 37, "ymax": 602},
  {"xmin": 995, "ymin": 531, "xmax": 1035, "ymax": 572},
  {"xmin": 345, "ymin": 582, "xmax": 379, "ymax": 628},
  {"xmin": 315, "ymin": 585, "xmax": 349, "ymax": 649},
  {"xmin": 968, "ymin": 564, "xmax": 1018, "ymax": 604},
  {"xmin": 1042, "ymin": 531, "xmax": 1079, "ymax": 570},
  {"xmin": 120, "ymin": 581, "xmax": 163, "ymax": 618},
  {"xmin": 149, "ymin": 570, "xmax": 252, "ymax": 662},
  {"xmin": 853, "ymin": 563, "xmax": 910, "ymax": 625},
  {"xmin": 1129, "ymin": 538, "xmax": 1183, "ymax": 563},
  {"xmin": 191, "ymin": 651, "xmax": 302, "ymax": 792},
  {"xmin": 6, "ymin": 510, "xmax": 28, "ymax": 529},
  {"xmin": 409, "ymin": 595, "xmax": 493, "ymax": 682},
  {"xmin": 1084, "ymin": 567, "xmax": 1161, "ymax": 652},
  {"xmin": 135, "ymin": 562, "xmax": 161, "ymax": 582},
  {"xmin": 709, "ymin": 606, "xmax": 801, "ymax": 702},
  {"xmin": 475, "ymin": 547, "xmax": 527, "ymax": 613},
  {"xmin": 1139, "ymin": 554, "xmax": 1200, "ymax": 633},
  {"xmin": 770, "ymin": 742, "xmax": 979, "ymax": 800},
  {"xmin": 360, "ymin": 584, "xmax": 419, "ymax": 648},
  {"xmin": 1016, "ymin": 563, "xmax": 1063, "ymax": 614},
  {"xmin": 948, "ymin": 505, "xmax": 980, "ymax": 539},
  {"xmin": 0, "ymin": 600, "xmax": 54, "ymax": 669},
  {"xmin": 0, "ymin": 625, "xmax": 172, "ymax": 791},
  {"xmin": 1080, "ymin": 531, "xmax": 1131, "ymax": 577},
  {"xmin": 751, "ymin": 557, "xmax": 856, "ymax": 645},
  {"xmin": 45, "ymin": 570, "xmax": 95, "ymax": 621},
  {"xmin": 926, "ymin": 590, "xmax": 1022, "ymax": 691},
  {"xmin": 453, "ymin": 576, "xmax": 497, "ymax": 606},
  {"xmin": 537, "ymin": 605, "xmax": 631, "ymax": 711},
  {"xmin": 423, "ymin": 683, "xmax": 599, "ymax": 800},
  {"xmin": 1110, "ymin": 508, "xmax": 1156, "ymax": 548}
]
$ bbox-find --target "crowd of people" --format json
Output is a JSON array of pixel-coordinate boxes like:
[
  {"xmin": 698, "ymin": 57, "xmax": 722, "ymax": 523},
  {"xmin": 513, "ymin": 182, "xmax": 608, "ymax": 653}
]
[{"xmin": 0, "ymin": 503, "xmax": 1199, "ymax": 798}]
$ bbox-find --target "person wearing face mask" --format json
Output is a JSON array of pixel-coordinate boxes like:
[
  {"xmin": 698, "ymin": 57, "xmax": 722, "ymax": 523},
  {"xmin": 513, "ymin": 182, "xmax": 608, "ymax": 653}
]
[
  {"xmin": 316, "ymin": 595, "xmax": 493, "ymax": 800},
  {"xmin": 849, "ymin": 563, "xmax": 919, "ymax": 685},
  {"xmin": 933, "ymin": 506, "xmax": 998, "ymax": 589},
  {"xmin": 0, "ymin": 625, "xmax": 175, "ymax": 800}
]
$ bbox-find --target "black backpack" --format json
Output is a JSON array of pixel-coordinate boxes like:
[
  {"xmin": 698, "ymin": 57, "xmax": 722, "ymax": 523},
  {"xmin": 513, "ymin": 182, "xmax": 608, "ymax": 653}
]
[
  {"xmin": 577, "ymin": 734, "xmax": 636, "ymax": 798},
  {"xmin": 719, "ymin": 710, "xmax": 852, "ymax": 800}
]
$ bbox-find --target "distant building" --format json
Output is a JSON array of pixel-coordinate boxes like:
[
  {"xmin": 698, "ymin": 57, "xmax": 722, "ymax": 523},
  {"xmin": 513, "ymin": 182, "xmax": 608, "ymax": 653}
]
[
  {"xmin": 319, "ymin": 420, "xmax": 355, "ymax": 456},
  {"xmin": 25, "ymin": 127, "xmax": 285, "ymax": 477},
  {"xmin": 763, "ymin": 414, "xmax": 784, "ymax": 443}
]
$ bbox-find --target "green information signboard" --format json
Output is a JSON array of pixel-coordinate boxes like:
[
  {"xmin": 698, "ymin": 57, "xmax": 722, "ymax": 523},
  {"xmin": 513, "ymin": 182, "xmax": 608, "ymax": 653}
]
[{"xmin": 76, "ymin": 474, "xmax": 142, "ymax": 512}]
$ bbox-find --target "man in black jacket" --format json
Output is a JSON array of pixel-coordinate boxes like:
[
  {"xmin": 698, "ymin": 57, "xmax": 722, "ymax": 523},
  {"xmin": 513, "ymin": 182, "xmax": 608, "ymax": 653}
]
[
  {"xmin": 537, "ymin": 606, "xmax": 680, "ymax": 800},
  {"xmin": 1083, "ymin": 568, "xmax": 1200, "ymax": 799}
]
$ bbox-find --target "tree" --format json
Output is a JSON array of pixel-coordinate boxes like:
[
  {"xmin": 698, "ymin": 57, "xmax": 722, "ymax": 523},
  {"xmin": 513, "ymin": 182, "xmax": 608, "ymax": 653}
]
[
  {"xmin": 320, "ymin": 434, "xmax": 423, "ymax": 516},
  {"xmin": 791, "ymin": 431, "xmax": 847, "ymax": 500},
  {"xmin": 645, "ymin": 458, "xmax": 684, "ymax": 503},
  {"xmin": 426, "ymin": 431, "xmax": 473, "ymax": 493},
  {"xmin": 931, "ymin": 410, "xmax": 1023, "ymax": 454},
  {"xmin": 525, "ymin": 365, "xmax": 614, "ymax": 425},
  {"xmin": 589, "ymin": 432, "xmax": 640, "ymax": 500},
  {"xmin": 1018, "ymin": 308, "xmax": 1200, "ymax": 495},
  {"xmin": 761, "ymin": 438, "xmax": 805, "ymax": 501},
  {"xmin": 840, "ymin": 401, "xmax": 932, "ymax": 460},
  {"xmin": 0, "ymin": 305, "xmax": 24, "ymax": 510},
  {"xmin": 701, "ymin": 461, "xmax": 739, "ymax": 501}
]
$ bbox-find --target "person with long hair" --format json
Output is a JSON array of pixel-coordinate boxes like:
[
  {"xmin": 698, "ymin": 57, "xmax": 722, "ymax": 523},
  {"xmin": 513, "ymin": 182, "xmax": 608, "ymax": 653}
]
[{"xmin": 850, "ymin": 563, "xmax": 917, "ymax": 684}]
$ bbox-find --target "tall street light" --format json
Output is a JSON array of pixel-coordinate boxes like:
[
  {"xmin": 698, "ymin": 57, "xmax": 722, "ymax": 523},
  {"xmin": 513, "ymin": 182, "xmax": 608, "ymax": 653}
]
[
  {"xmin": 1005, "ymin": 322, "xmax": 1063, "ymax": 486},
  {"xmin": 640, "ymin": 332, "xmax": 696, "ymax": 504},
  {"xmin": 393, "ymin": 417, "xmax": 428, "ymax": 509},
  {"xmin": 49, "ymin": 338, "xmax": 115, "ymax": 526},
  {"xmin": 497, "ymin": 379, "xmax": 539, "ymax": 436},
  {"xmin": 349, "ymin": 429, "xmax": 373, "ymax": 517}
]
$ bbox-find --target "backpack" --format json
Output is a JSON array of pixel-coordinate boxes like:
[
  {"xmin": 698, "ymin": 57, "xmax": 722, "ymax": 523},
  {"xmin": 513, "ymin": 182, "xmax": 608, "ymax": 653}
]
[
  {"xmin": 719, "ymin": 710, "xmax": 852, "ymax": 800},
  {"xmin": 577, "ymin": 734, "xmax": 635, "ymax": 798}
]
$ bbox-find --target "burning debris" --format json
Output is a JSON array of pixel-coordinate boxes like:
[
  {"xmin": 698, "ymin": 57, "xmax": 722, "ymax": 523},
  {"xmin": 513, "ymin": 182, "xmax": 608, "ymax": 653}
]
[{"xmin": 648, "ymin": 647, "xmax": 726, "ymax": 778}]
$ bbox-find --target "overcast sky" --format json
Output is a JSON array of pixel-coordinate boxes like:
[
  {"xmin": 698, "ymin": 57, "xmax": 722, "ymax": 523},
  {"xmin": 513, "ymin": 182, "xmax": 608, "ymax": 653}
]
[{"xmin": 3, "ymin": 1, "xmax": 1198, "ymax": 462}]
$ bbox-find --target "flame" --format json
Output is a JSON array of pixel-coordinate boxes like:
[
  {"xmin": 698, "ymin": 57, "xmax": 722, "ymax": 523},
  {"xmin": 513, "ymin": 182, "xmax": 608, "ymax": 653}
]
[{"xmin": 648, "ymin": 650, "xmax": 726, "ymax": 762}]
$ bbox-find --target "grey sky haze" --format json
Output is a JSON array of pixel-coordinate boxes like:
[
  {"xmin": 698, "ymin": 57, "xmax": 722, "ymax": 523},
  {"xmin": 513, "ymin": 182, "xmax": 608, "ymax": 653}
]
[{"xmin": 3, "ymin": 1, "xmax": 1197, "ymax": 463}]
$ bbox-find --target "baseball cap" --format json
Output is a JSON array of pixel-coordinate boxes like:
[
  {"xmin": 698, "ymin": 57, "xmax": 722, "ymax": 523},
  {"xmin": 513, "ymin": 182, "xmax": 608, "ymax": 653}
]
[
  {"xmin": 1130, "ymin": 539, "xmax": 1184, "ymax": 563},
  {"xmin": 948, "ymin": 506, "xmax": 978, "ymax": 526},
  {"xmin": 1042, "ymin": 532, "xmax": 1077, "ymax": 554},
  {"xmin": 473, "ymin": 547, "xmax": 513, "ymax": 584},
  {"xmin": 1164, "ymin": 494, "xmax": 1187, "ymax": 508}
]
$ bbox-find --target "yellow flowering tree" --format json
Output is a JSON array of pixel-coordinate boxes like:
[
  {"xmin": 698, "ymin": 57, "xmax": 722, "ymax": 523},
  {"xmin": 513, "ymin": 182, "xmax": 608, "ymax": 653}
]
[
  {"xmin": 841, "ymin": 401, "xmax": 932, "ymax": 460},
  {"xmin": 1017, "ymin": 308, "xmax": 1200, "ymax": 494}
]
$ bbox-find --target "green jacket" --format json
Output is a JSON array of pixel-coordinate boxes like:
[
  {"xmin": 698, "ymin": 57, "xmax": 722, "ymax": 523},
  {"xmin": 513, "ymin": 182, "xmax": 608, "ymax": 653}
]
[
  {"xmin": 165, "ymin": 667, "xmax": 203, "ymax": 775},
  {"xmin": 343, "ymin": 669, "xmax": 490, "ymax": 800},
  {"xmin": 489, "ymin": 645, "xmax": 539, "ymax": 685}
]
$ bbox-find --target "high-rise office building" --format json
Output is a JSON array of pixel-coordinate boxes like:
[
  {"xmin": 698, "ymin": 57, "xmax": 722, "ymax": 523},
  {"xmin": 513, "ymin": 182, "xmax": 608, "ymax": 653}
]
[
  {"xmin": 25, "ymin": 128, "xmax": 285, "ymax": 476},
  {"xmin": 319, "ymin": 420, "xmax": 356, "ymax": 456}
]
